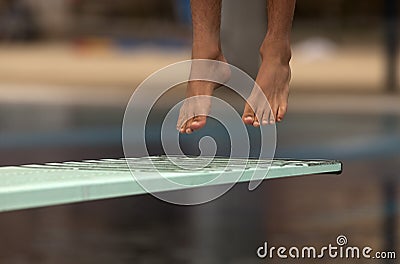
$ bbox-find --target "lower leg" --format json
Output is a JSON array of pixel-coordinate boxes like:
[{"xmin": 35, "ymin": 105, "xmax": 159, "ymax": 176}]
[
  {"xmin": 243, "ymin": 0, "xmax": 295, "ymax": 126},
  {"xmin": 191, "ymin": 0, "xmax": 223, "ymax": 59},
  {"xmin": 177, "ymin": 0, "xmax": 227, "ymax": 134}
]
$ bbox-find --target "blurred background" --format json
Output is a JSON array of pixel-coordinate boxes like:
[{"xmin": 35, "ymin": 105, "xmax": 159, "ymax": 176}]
[{"xmin": 0, "ymin": 0, "xmax": 399, "ymax": 263}]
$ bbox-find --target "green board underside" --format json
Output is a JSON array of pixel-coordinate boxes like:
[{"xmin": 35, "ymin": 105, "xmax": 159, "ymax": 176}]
[{"xmin": 0, "ymin": 157, "xmax": 342, "ymax": 212}]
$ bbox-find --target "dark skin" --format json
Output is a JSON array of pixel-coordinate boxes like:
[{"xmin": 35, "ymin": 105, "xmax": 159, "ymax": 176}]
[{"xmin": 177, "ymin": 0, "xmax": 296, "ymax": 133}]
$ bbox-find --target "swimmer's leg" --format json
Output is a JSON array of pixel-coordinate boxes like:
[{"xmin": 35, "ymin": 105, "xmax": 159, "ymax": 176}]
[
  {"xmin": 243, "ymin": 0, "xmax": 295, "ymax": 126},
  {"xmin": 177, "ymin": 0, "xmax": 229, "ymax": 134}
]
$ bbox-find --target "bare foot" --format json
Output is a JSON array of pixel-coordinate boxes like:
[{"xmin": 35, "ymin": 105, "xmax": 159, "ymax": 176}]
[
  {"xmin": 243, "ymin": 39, "xmax": 291, "ymax": 126},
  {"xmin": 177, "ymin": 53, "xmax": 230, "ymax": 134}
]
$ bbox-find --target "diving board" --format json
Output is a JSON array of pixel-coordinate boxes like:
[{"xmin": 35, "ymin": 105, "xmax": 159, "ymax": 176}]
[{"xmin": 0, "ymin": 156, "xmax": 342, "ymax": 212}]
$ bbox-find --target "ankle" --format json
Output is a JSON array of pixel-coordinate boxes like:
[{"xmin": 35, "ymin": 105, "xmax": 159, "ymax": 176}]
[
  {"xmin": 192, "ymin": 43, "xmax": 222, "ymax": 60},
  {"xmin": 260, "ymin": 38, "xmax": 291, "ymax": 64}
]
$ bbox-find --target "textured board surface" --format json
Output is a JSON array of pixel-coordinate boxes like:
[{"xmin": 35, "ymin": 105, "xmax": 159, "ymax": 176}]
[{"xmin": 0, "ymin": 156, "xmax": 342, "ymax": 212}]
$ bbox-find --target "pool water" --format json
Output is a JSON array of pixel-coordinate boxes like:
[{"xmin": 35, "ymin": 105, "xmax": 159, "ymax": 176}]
[{"xmin": 0, "ymin": 104, "xmax": 398, "ymax": 263}]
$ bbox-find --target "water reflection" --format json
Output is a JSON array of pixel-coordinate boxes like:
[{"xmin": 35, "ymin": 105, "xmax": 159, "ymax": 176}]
[{"xmin": 0, "ymin": 104, "xmax": 399, "ymax": 263}]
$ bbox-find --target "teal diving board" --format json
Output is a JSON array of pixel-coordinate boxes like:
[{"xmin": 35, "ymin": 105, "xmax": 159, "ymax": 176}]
[{"xmin": 0, "ymin": 156, "xmax": 342, "ymax": 212}]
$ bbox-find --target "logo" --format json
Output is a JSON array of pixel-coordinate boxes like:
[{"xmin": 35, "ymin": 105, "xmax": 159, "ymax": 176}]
[
  {"xmin": 257, "ymin": 235, "xmax": 396, "ymax": 260},
  {"xmin": 122, "ymin": 60, "xmax": 277, "ymax": 205}
]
